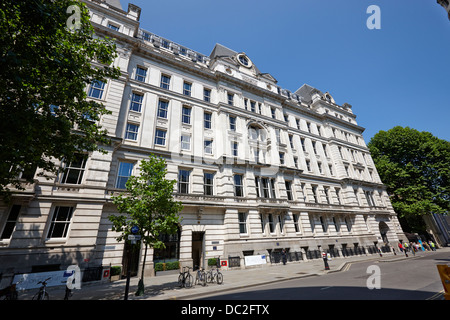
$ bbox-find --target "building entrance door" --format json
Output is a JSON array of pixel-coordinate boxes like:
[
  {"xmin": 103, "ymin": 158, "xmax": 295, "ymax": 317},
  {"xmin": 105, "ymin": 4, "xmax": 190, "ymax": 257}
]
[
  {"xmin": 379, "ymin": 221, "xmax": 390, "ymax": 243},
  {"xmin": 192, "ymin": 232, "xmax": 205, "ymax": 270}
]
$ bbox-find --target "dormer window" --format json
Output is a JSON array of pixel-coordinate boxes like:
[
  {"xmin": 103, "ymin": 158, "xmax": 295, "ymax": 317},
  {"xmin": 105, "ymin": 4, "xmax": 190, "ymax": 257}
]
[
  {"xmin": 239, "ymin": 55, "xmax": 249, "ymax": 66},
  {"xmin": 107, "ymin": 23, "xmax": 120, "ymax": 31},
  {"xmin": 237, "ymin": 53, "xmax": 252, "ymax": 68}
]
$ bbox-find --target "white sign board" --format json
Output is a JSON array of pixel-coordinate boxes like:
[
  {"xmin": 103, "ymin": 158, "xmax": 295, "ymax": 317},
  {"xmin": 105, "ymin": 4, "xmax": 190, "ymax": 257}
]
[
  {"xmin": 244, "ymin": 255, "xmax": 267, "ymax": 267},
  {"xmin": 13, "ymin": 270, "xmax": 75, "ymax": 291}
]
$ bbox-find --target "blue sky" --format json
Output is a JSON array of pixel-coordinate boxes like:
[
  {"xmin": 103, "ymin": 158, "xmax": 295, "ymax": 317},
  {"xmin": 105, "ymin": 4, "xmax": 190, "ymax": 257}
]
[{"xmin": 122, "ymin": 0, "xmax": 450, "ymax": 142}]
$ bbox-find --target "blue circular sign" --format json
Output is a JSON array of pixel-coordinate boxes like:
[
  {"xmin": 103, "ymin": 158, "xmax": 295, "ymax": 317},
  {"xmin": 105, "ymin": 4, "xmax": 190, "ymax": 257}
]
[{"xmin": 131, "ymin": 226, "xmax": 139, "ymax": 234}]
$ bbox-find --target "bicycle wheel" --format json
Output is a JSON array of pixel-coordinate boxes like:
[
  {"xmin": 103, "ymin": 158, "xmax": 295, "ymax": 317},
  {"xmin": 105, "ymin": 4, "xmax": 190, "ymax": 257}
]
[
  {"xmin": 206, "ymin": 271, "xmax": 212, "ymax": 283},
  {"xmin": 199, "ymin": 271, "xmax": 206, "ymax": 286},
  {"xmin": 216, "ymin": 272, "xmax": 223, "ymax": 285},
  {"xmin": 178, "ymin": 273, "xmax": 184, "ymax": 287},
  {"xmin": 185, "ymin": 274, "xmax": 193, "ymax": 288}
]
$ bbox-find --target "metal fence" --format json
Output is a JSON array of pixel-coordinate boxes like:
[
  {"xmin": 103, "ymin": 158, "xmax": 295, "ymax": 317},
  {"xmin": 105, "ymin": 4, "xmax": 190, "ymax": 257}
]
[
  {"xmin": 306, "ymin": 250, "xmax": 322, "ymax": 260},
  {"xmin": 228, "ymin": 256, "xmax": 241, "ymax": 268},
  {"xmin": 366, "ymin": 246, "xmax": 379, "ymax": 254},
  {"xmin": 325, "ymin": 248, "xmax": 340, "ymax": 258},
  {"xmin": 245, "ymin": 244, "xmax": 394, "ymax": 266},
  {"xmin": 81, "ymin": 266, "xmax": 103, "ymax": 283},
  {"xmin": 269, "ymin": 251, "xmax": 304, "ymax": 264}
]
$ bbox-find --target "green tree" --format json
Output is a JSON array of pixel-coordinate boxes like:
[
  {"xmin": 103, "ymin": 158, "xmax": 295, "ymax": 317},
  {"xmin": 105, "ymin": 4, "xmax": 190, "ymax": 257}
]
[
  {"xmin": 0, "ymin": 0, "xmax": 120, "ymax": 196},
  {"xmin": 368, "ymin": 126, "xmax": 450, "ymax": 232},
  {"xmin": 109, "ymin": 154, "xmax": 183, "ymax": 296}
]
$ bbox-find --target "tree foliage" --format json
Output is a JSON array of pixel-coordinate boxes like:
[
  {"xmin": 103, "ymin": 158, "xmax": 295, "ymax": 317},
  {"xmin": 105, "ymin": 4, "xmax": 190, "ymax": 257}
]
[
  {"xmin": 109, "ymin": 154, "xmax": 183, "ymax": 250},
  {"xmin": 368, "ymin": 126, "xmax": 450, "ymax": 231},
  {"xmin": 0, "ymin": 0, "xmax": 120, "ymax": 195}
]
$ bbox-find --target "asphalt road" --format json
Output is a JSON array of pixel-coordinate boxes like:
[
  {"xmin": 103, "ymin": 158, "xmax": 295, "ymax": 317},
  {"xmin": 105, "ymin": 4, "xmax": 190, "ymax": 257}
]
[{"xmin": 198, "ymin": 250, "xmax": 449, "ymax": 300}]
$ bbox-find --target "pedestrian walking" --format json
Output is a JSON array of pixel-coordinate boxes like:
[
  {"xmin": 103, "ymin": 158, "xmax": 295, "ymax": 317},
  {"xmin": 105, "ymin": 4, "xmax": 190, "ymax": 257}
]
[
  {"xmin": 281, "ymin": 249, "xmax": 287, "ymax": 265},
  {"xmin": 403, "ymin": 242, "xmax": 409, "ymax": 257},
  {"xmin": 429, "ymin": 241, "xmax": 436, "ymax": 251},
  {"xmin": 391, "ymin": 245, "xmax": 397, "ymax": 255},
  {"xmin": 409, "ymin": 242, "xmax": 416, "ymax": 256},
  {"xmin": 418, "ymin": 239, "xmax": 425, "ymax": 251},
  {"xmin": 398, "ymin": 242, "xmax": 403, "ymax": 252}
]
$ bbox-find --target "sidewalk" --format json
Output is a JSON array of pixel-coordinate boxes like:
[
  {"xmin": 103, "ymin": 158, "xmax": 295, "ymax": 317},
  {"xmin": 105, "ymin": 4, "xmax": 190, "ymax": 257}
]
[{"xmin": 17, "ymin": 248, "xmax": 448, "ymax": 300}]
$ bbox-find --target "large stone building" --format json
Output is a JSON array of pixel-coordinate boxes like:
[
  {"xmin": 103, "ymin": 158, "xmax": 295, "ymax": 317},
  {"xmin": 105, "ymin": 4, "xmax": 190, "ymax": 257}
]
[{"xmin": 0, "ymin": 0, "xmax": 407, "ymax": 280}]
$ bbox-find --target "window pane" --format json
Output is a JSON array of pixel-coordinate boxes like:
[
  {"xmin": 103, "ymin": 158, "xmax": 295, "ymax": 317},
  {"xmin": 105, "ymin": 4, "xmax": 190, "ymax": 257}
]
[
  {"xmin": 285, "ymin": 181, "xmax": 292, "ymax": 200},
  {"xmin": 135, "ymin": 67, "xmax": 147, "ymax": 82},
  {"xmin": 1, "ymin": 205, "xmax": 21, "ymax": 239},
  {"xmin": 178, "ymin": 170, "xmax": 190, "ymax": 193},
  {"xmin": 204, "ymin": 89, "xmax": 211, "ymax": 102},
  {"xmin": 181, "ymin": 135, "xmax": 190, "ymax": 150},
  {"xmin": 239, "ymin": 212, "xmax": 247, "ymax": 234},
  {"xmin": 155, "ymin": 129, "xmax": 166, "ymax": 146},
  {"xmin": 182, "ymin": 107, "xmax": 191, "ymax": 124},
  {"xmin": 116, "ymin": 162, "xmax": 134, "ymax": 189},
  {"xmin": 204, "ymin": 140, "xmax": 212, "ymax": 154},
  {"xmin": 161, "ymin": 75, "xmax": 170, "ymax": 89},
  {"xmin": 157, "ymin": 100, "xmax": 168, "ymax": 118},
  {"xmin": 88, "ymin": 80, "xmax": 105, "ymax": 99},
  {"xmin": 268, "ymin": 214, "xmax": 275, "ymax": 233},
  {"xmin": 229, "ymin": 116, "xmax": 236, "ymax": 130},
  {"xmin": 204, "ymin": 172, "xmax": 214, "ymax": 195},
  {"xmin": 232, "ymin": 142, "xmax": 238, "ymax": 156},
  {"xmin": 60, "ymin": 154, "xmax": 87, "ymax": 184},
  {"xmin": 234, "ymin": 175, "xmax": 243, "ymax": 197},
  {"xmin": 227, "ymin": 93, "xmax": 233, "ymax": 105},
  {"xmin": 47, "ymin": 206, "xmax": 74, "ymax": 238},
  {"xmin": 183, "ymin": 82, "xmax": 191, "ymax": 96},
  {"xmin": 130, "ymin": 93, "xmax": 143, "ymax": 112},
  {"xmin": 204, "ymin": 112, "xmax": 212, "ymax": 129},
  {"xmin": 125, "ymin": 123, "xmax": 139, "ymax": 140}
]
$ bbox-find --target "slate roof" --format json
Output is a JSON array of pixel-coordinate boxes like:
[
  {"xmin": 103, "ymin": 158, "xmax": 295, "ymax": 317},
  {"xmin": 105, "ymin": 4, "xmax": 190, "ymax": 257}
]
[
  {"xmin": 104, "ymin": 0, "xmax": 122, "ymax": 10},
  {"xmin": 295, "ymin": 84, "xmax": 323, "ymax": 104}
]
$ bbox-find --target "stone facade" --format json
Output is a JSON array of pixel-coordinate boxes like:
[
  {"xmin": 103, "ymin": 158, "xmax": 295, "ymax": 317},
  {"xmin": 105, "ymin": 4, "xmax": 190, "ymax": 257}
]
[{"xmin": 0, "ymin": 0, "xmax": 407, "ymax": 279}]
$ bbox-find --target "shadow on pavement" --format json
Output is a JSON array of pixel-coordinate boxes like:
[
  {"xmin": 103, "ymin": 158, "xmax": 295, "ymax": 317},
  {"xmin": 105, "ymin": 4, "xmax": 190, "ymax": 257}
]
[{"xmin": 199, "ymin": 285, "xmax": 442, "ymax": 300}]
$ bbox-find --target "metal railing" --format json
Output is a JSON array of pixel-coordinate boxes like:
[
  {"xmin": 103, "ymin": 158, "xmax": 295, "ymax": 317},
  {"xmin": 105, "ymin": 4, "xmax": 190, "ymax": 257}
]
[
  {"xmin": 81, "ymin": 266, "xmax": 103, "ymax": 283},
  {"xmin": 138, "ymin": 29, "xmax": 210, "ymax": 64},
  {"xmin": 228, "ymin": 256, "xmax": 241, "ymax": 268}
]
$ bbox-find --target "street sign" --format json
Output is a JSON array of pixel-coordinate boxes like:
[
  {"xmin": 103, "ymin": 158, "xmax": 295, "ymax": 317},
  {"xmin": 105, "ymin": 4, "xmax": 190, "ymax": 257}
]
[
  {"xmin": 128, "ymin": 235, "xmax": 141, "ymax": 241},
  {"xmin": 131, "ymin": 226, "xmax": 139, "ymax": 234}
]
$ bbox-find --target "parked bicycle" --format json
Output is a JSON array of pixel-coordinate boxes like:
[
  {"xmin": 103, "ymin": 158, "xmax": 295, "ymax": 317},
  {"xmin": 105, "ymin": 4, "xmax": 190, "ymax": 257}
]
[
  {"xmin": 32, "ymin": 277, "xmax": 51, "ymax": 300},
  {"xmin": 195, "ymin": 266, "xmax": 207, "ymax": 287},
  {"xmin": 178, "ymin": 266, "xmax": 193, "ymax": 288},
  {"xmin": 206, "ymin": 267, "xmax": 223, "ymax": 284}
]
